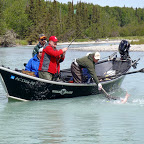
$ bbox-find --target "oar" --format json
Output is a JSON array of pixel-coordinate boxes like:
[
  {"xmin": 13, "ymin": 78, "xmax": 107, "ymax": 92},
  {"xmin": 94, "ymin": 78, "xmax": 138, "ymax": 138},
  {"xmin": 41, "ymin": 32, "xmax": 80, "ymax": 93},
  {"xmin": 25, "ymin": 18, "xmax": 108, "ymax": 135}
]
[
  {"xmin": 101, "ymin": 87, "xmax": 117, "ymax": 100},
  {"xmin": 122, "ymin": 68, "xmax": 144, "ymax": 75},
  {"xmin": 100, "ymin": 68, "xmax": 144, "ymax": 80},
  {"xmin": 101, "ymin": 68, "xmax": 144, "ymax": 100}
]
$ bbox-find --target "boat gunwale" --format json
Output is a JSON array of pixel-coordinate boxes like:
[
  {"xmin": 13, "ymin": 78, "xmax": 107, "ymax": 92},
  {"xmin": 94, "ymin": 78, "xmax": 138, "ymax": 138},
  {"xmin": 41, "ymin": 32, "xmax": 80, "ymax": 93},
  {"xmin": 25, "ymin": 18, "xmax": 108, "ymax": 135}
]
[{"xmin": 0, "ymin": 66, "xmax": 125, "ymax": 87}]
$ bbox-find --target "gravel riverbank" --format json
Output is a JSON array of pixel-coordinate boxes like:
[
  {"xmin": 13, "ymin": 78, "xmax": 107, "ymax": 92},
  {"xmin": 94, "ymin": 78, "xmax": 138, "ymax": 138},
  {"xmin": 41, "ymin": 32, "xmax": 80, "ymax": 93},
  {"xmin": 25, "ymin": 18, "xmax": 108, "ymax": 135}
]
[
  {"xmin": 69, "ymin": 44, "xmax": 144, "ymax": 51},
  {"xmin": 27, "ymin": 40, "xmax": 144, "ymax": 51},
  {"xmin": 59, "ymin": 40, "xmax": 144, "ymax": 51}
]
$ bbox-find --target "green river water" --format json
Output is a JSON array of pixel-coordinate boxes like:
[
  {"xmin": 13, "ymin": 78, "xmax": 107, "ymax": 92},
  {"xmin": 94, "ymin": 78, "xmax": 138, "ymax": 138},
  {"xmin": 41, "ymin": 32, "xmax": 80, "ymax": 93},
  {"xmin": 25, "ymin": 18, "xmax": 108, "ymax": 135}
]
[{"xmin": 0, "ymin": 44, "xmax": 144, "ymax": 144}]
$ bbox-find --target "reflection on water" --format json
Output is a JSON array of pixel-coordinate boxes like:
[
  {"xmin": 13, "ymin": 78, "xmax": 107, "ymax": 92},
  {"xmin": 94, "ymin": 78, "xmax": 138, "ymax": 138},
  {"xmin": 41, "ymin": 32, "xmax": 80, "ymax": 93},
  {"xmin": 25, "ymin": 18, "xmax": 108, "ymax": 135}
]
[{"xmin": 0, "ymin": 46, "xmax": 144, "ymax": 143}]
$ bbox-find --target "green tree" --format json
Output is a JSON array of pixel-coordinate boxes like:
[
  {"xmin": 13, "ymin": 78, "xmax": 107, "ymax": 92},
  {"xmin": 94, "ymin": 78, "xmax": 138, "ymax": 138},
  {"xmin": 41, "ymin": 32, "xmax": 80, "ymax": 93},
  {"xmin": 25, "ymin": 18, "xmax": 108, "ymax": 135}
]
[
  {"xmin": 1, "ymin": 0, "xmax": 144, "ymax": 44},
  {"xmin": 88, "ymin": 5, "xmax": 101, "ymax": 40},
  {"xmin": 0, "ymin": 0, "xmax": 6, "ymax": 35},
  {"xmin": 4, "ymin": 0, "xmax": 30, "ymax": 39},
  {"xmin": 25, "ymin": 0, "xmax": 48, "ymax": 43}
]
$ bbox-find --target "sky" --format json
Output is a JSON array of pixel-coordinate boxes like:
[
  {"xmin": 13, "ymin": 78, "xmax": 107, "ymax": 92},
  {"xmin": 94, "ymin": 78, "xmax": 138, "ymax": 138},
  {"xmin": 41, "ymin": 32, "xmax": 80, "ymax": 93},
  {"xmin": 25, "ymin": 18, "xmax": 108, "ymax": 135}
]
[{"xmin": 54, "ymin": 0, "xmax": 144, "ymax": 8}]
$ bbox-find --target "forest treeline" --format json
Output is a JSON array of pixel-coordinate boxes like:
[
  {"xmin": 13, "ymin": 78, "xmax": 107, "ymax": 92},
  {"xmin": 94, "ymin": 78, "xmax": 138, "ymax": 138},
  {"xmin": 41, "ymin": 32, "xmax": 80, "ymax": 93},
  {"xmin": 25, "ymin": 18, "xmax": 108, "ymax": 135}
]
[{"xmin": 0, "ymin": 0, "xmax": 144, "ymax": 45}]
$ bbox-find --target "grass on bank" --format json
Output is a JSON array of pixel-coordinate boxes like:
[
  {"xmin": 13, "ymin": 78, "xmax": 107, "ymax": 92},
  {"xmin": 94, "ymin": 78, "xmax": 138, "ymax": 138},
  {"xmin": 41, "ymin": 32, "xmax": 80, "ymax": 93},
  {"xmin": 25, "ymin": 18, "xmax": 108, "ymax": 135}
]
[
  {"xmin": 131, "ymin": 39, "xmax": 144, "ymax": 45},
  {"xmin": 16, "ymin": 39, "xmax": 28, "ymax": 45},
  {"xmin": 74, "ymin": 36, "xmax": 144, "ymax": 42},
  {"xmin": 99, "ymin": 36, "xmax": 144, "ymax": 44},
  {"xmin": 15, "ymin": 39, "xmax": 37, "ymax": 45},
  {"xmin": 74, "ymin": 38, "xmax": 92, "ymax": 42},
  {"xmin": 15, "ymin": 36, "xmax": 144, "ymax": 46}
]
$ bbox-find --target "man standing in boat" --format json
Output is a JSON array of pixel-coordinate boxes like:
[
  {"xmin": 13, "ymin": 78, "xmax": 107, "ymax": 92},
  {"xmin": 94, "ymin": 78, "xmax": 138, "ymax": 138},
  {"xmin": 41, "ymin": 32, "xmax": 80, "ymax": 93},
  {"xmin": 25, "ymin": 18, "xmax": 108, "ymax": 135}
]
[
  {"xmin": 32, "ymin": 34, "xmax": 48, "ymax": 57},
  {"xmin": 38, "ymin": 36, "xmax": 68, "ymax": 81},
  {"xmin": 71, "ymin": 52, "xmax": 102, "ymax": 90}
]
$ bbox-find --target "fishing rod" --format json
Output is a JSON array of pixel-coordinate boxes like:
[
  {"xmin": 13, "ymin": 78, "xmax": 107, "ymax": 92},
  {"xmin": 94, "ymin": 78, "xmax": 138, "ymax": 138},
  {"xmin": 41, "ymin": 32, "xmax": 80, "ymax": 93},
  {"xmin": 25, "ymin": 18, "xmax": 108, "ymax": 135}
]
[
  {"xmin": 67, "ymin": 24, "xmax": 95, "ymax": 48},
  {"xmin": 67, "ymin": 31, "xmax": 82, "ymax": 48},
  {"xmin": 100, "ymin": 52, "xmax": 117, "ymax": 61},
  {"xmin": 96, "ymin": 52, "xmax": 117, "ymax": 65}
]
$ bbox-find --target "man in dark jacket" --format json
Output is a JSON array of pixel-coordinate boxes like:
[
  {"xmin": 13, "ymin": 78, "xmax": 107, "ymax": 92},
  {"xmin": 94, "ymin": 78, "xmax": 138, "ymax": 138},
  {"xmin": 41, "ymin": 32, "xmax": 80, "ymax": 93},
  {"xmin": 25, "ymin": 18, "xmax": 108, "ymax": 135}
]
[
  {"xmin": 32, "ymin": 34, "xmax": 48, "ymax": 57},
  {"xmin": 71, "ymin": 52, "xmax": 102, "ymax": 90},
  {"xmin": 26, "ymin": 48, "xmax": 43, "ymax": 77}
]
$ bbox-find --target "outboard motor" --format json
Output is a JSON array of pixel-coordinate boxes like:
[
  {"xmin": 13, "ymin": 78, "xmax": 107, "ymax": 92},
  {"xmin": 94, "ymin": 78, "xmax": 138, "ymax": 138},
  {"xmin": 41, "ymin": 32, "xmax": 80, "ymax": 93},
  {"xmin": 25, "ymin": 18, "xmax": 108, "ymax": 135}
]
[{"xmin": 119, "ymin": 40, "xmax": 130, "ymax": 60}]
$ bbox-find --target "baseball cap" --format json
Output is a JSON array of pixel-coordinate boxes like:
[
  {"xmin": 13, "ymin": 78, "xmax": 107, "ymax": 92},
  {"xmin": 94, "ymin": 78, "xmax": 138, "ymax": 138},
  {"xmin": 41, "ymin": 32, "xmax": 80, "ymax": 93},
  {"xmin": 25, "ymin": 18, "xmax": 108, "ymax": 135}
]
[
  {"xmin": 39, "ymin": 48, "xmax": 43, "ymax": 52},
  {"xmin": 39, "ymin": 34, "xmax": 47, "ymax": 40},
  {"xmin": 94, "ymin": 52, "xmax": 100, "ymax": 60},
  {"xmin": 49, "ymin": 36, "xmax": 59, "ymax": 42}
]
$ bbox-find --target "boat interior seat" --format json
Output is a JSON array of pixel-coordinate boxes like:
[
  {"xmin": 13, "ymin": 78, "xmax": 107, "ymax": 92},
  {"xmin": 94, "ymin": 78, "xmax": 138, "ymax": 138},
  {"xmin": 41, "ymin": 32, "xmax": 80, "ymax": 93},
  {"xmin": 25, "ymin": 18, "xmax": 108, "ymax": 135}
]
[
  {"xmin": 60, "ymin": 69, "xmax": 73, "ymax": 82},
  {"xmin": 95, "ymin": 60, "xmax": 131, "ymax": 78}
]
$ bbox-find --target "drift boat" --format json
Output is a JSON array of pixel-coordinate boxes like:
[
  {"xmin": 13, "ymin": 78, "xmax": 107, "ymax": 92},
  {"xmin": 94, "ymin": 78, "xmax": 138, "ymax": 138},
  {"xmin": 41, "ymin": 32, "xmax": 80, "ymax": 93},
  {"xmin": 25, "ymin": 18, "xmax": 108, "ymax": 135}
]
[{"xmin": 0, "ymin": 41, "xmax": 138, "ymax": 101}]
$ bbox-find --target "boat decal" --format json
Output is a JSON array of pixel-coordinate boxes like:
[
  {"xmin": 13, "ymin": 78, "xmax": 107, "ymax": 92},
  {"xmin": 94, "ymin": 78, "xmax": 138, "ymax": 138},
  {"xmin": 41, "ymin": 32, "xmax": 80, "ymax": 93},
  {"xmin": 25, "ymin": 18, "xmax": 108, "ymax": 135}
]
[
  {"xmin": 10, "ymin": 75, "xmax": 35, "ymax": 86},
  {"xmin": 52, "ymin": 89, "xmax": 73, "ymax": 95},
  {"xmin": 10, "ymin": 75, "xmax": 15, "ymax": 79}
]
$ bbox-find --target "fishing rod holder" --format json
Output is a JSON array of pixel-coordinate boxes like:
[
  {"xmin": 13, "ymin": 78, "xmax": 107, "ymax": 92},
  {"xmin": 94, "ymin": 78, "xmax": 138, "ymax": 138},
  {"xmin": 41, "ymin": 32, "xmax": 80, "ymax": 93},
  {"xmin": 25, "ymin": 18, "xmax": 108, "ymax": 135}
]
[{"xmin": 131, "ymin": 58, "xmax": 140, "ymax": 69}]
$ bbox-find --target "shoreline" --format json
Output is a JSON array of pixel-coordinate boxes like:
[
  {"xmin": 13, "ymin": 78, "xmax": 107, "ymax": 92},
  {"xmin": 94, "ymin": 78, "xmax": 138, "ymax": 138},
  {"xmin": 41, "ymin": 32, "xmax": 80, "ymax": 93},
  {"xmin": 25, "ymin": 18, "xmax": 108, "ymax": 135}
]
[
  {"xmin": 58, "ymin": 40, "xmax": 121, "ymax": 45},
  {"xmin": 58, "ymin": 40, "xmax": 144, "ymax": 51},
  {"xmin": 69, "ymin": 44, "xmax": 144, "ymax": 51},
  {"xmin": 24, "ymin": 40, "xmax": 144, "ymax": 51}
]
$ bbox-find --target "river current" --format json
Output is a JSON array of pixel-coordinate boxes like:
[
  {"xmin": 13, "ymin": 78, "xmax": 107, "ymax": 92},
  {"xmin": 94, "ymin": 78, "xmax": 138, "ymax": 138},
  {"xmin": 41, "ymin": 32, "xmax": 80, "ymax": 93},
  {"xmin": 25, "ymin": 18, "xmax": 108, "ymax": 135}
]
[{"xmin": 0, "ymin": 43, "xmax": 144, "ymax": 144}]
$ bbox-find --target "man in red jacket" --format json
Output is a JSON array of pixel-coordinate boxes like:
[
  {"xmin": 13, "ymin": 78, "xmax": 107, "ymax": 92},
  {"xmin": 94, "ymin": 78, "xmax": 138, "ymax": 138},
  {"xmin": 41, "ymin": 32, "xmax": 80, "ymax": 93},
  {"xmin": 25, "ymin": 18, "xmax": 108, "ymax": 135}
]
[{"xmin": 38, "ymin": 36, "xmax": 67, "ymax": 81}]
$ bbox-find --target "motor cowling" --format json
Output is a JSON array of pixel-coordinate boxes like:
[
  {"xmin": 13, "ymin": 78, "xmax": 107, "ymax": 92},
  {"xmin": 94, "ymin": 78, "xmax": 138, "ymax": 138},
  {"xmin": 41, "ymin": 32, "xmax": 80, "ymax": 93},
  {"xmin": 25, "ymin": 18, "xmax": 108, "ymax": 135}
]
[{"xmin": 119, "ymin": 40, "xmax": 130, "ymax": 60}]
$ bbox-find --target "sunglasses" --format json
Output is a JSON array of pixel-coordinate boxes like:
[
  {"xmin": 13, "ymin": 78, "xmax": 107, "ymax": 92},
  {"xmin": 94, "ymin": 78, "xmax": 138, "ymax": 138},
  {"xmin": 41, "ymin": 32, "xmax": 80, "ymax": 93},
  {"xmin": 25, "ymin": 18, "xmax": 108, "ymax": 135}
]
[
  {"xmin": 53, "ymin": 41, "xmax": 57, "ymax": 44},
  {"xmin": 41, "ymin": 39, "xmax": 46, "ymax": 41}
]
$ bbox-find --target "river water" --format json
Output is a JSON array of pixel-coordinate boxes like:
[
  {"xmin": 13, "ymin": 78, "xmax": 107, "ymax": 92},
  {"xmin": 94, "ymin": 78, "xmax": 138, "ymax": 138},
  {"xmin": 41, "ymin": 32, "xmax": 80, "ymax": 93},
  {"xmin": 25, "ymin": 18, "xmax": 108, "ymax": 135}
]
[{"xmin": 0, "ymin": 44, "xmax": 144, "ymax": 144}]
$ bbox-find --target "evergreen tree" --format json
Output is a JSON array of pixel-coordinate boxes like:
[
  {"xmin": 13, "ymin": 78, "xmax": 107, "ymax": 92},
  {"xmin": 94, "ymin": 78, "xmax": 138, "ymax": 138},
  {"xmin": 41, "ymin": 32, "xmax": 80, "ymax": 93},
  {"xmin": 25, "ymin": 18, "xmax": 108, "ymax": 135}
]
[
  {"xmin": 25, "ymin": 0, "xmax": 47, "ymax": 43},
  {"xmin": 62, "ymin": 1, "xmax": 76, "ymax": 41},
  {"xmin": 75, "ymin": 2, "xmax": 84, "ymax": 38},
  {"xmin": 45, "ymin": 0, "xmax": 61, "ymax": 37},
  {"xmin": 0, "ymin": 0, "xmax": 6, "ymax": 35},
  {"xmin": 89, "ymin": 5, "xmax": 101, "ymax": 40},
  {"xmin": 4, "ymin": 0, "xmax": 29, "ymax": 39},
  {"xmin": 1, "ymin": 0, "xmax": 144, "ymax": 44}
]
